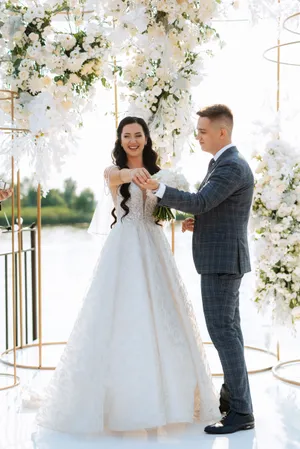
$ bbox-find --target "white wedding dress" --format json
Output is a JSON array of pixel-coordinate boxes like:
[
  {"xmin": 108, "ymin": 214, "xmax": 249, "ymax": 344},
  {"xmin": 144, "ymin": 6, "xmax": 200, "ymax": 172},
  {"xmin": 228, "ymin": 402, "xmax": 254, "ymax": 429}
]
[{"xmin": 36, "ymin": 182, "xmax": 219, "ymax": 435}]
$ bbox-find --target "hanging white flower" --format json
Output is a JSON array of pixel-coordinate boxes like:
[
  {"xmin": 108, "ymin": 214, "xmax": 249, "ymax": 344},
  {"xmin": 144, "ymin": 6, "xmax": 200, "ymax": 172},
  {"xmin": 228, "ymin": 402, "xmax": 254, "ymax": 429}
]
[{"xmin": 0, "ymin": 0, "xmax": 111, "ymax": 188}]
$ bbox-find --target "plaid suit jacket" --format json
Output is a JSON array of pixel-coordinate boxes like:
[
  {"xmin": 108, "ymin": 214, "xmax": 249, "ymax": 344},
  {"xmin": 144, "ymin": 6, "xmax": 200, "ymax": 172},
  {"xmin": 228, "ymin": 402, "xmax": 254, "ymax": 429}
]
[{"xmin": 159, "ymin": 147, "xmax": 254, "ymax": 274}]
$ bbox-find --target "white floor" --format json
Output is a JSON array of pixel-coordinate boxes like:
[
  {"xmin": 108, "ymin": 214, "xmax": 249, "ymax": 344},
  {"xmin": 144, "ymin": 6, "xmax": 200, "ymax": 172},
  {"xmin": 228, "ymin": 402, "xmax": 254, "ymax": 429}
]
[{"xmin": 0, "ymin": 346, "xmax": 300, "ymax": 449}]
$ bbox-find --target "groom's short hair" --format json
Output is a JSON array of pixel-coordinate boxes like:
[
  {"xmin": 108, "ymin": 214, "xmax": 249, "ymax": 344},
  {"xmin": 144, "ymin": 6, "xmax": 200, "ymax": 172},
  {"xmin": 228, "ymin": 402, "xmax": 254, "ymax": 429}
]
[{"xmin": 197, "ymin": 104, "xmax": 233, "ymax": 135}]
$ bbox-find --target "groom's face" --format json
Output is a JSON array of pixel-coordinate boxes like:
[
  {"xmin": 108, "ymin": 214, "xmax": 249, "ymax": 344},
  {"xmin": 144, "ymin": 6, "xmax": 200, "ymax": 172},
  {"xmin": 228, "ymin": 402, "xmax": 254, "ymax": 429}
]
[{"xmin": 196, "ymin": 117, "xmax": 222, "ymax": 155}]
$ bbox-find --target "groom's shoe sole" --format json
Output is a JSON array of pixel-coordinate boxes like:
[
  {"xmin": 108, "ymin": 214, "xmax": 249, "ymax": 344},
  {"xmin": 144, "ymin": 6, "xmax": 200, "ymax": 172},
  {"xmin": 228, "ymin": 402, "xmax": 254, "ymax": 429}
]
[{"xmin": 204, "ymin": 422, "xmax": 255, "ymax": 435}]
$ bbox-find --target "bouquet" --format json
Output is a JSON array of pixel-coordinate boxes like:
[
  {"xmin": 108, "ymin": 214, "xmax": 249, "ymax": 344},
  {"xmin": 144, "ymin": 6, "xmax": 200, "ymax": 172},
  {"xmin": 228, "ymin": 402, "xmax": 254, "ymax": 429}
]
[{"xmin": 152, "ymin": 169, "xmax": 189, "ymax": 222}]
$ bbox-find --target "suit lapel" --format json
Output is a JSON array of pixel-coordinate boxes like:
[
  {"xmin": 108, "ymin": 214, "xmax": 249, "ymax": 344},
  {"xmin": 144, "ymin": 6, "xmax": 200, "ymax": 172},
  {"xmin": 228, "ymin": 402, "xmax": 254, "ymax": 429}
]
[{"xmin": 198, "ymin": 146, "xmax": 238, "ymax": 192}]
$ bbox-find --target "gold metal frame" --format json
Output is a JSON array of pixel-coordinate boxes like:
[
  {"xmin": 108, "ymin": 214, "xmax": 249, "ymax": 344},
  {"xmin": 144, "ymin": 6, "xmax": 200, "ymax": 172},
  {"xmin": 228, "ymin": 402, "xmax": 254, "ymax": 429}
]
[
  {"xmin": 283, "ymin": 12, "xmax": 300, "ymax": 35},
  {"xmin": 0, "ymin": 89, "xmax": 67, "ymax": 370},
  {"xmin": 0, "ymin": 89, "xmax": 23, "ymax": 390},
  {"xmin": 263, "ymin": 40, "xmax": 300, "ymax": 67},
  {"xmin": 203, "ymin": 342, "xmax": 278, "ymax": 377},
  {"xmin": 263, "ymin": 1, "xmax": 300, "ymax": 387},
  {"xmin": 1, "ymin": 342, "xmax": 66, "ymax": 370},
  {"xmin": 272, "ymin": 360, "xmax": 300, "ymax": 386}
]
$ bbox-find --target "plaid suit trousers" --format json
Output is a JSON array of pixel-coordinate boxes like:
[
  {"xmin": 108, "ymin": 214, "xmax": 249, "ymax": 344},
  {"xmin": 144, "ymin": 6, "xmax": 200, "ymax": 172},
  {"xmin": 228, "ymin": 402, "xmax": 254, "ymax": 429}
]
[{"xmin": 201, "ymin": 273, "xmax": 253, "ymax": 414}]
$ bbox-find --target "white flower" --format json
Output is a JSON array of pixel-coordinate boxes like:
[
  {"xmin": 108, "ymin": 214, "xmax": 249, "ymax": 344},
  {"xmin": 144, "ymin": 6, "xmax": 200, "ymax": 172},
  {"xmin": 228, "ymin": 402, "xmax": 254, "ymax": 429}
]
[
  {"xmin": 81, "ymin": 62, "xmax": 94, "ymax": 75},
  {"xmin": 66, "ymin": 57, "xmax": 86, "ymax": 73},
  {"xmin": 152, "ymin": 86, "xmax": 162, "ymax": 97},
  {"xmin": 29, "ymin": 33, "xmax": 39, "ymax": 42},
  {"xmin": 27, "ymin": 76, "xmax": 44, "ymax": 95},
  {"xmin": 69, "ymin": 74, "xmax": 82, "ymax": 84},
  {"xmin": 277, "ymin": 203, "xmax": 293, "ymax": 218},
  {"xmin": 58, "ymin": 34, "xmax": 77, "ymax": 51},
  {"xmin": 19, "ymin": 70, "xmax": 30, "ymax": 81}
]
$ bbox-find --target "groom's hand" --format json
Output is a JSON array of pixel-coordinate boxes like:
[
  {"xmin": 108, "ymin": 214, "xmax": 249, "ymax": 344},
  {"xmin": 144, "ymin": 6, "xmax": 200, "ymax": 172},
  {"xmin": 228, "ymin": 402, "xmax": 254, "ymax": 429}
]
[
  {"xmin": 134, "ymin": 178, "xmax": 159, "ymax": 191},
  {"xmin": 182, "ymin": 217, "xmax": 195, "ymax": 233}
]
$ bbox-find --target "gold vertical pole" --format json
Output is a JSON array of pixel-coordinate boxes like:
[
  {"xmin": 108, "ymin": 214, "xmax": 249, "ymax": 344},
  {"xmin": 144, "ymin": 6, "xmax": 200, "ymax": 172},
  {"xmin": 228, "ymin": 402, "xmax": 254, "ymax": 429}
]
[
  {"xmin": 10, "ymin": 92, "xmax": 17, "ymax": 382},
  {"xmin": 37, "ymin": 184, "xmax": 42, "ymax": 368},
  {"xmin": 113, "ymin": 57, "xmax": 119, "ymax": 130},
  {"xmin": 277, "ymin": 341, "xmax": 280, "ymax": 361},
  {"xmin": 17, "ymin": 170, "xmax": 24, "ymax": 347}
]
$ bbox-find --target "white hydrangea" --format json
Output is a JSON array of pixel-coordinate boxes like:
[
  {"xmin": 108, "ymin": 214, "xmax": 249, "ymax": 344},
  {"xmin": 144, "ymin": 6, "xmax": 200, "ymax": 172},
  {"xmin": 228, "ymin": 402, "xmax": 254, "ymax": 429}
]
[{"xmin": 252, "ymin": 138, "xmax": 300, "ymax": 326}]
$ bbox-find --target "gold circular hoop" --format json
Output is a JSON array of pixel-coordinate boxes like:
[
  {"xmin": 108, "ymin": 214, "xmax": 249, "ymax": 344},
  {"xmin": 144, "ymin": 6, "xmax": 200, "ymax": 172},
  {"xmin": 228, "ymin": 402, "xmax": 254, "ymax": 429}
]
[
  {"xmin": 0, "ymin": 342, "xmax": 67, "ymax": 370},
  {"xmin": 263, "ymin": 41, "xmax": 300, "ymax": 67},
  {"xmin": 283, "ymin": 12, "xmax": 300, "ymax": 35},
  {"xmin": 204, "ymin": 342, "xmax": 277, "ymax": 377},
  {"xmin": 0, "ymin": 373, "xmax": 20, "ymax": 391},
  {"xmin": 272, "ymin": 360, "xmax": 300, "ymax": 386}
]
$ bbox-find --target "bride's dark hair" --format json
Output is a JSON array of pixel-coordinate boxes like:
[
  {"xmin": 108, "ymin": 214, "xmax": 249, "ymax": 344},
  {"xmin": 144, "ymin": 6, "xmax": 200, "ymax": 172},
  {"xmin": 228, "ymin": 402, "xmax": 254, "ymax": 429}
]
[{"xmin": 111, "ymin": 116, "xmax": 160, "ymax": 227}]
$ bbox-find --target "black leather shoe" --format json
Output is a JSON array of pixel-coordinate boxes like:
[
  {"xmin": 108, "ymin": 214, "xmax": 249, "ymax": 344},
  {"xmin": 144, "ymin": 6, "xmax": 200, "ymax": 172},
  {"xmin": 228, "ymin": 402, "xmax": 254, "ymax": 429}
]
[
  {"xmin": 204, "ymin": 411, "xmax": 255, "ymax": 435},
  {"xmin": 219, "ymin": 384, "xmax": 230, "ymax": 414}
]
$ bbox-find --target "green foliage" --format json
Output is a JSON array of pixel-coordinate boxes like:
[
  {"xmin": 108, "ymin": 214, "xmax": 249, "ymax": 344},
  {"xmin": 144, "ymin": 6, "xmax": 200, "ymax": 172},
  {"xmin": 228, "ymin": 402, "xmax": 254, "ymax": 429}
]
[
  {"xmin": 0, "ymin": 177, "xmax": 95, "ymax": 226},
  {"xmin": 42, "ymin": 189, "xmax": 67, "ymax": 207},
  {"xmin": 63, "ymin": 178, "xmax": 77, "ymax": 207},
  {"xmin": 74, "ymin": 188, "xmax": 96, "ymax": 213},
  {"xmin": 0, "ymin": 206, "xmax": 93, "ymax": 226}
]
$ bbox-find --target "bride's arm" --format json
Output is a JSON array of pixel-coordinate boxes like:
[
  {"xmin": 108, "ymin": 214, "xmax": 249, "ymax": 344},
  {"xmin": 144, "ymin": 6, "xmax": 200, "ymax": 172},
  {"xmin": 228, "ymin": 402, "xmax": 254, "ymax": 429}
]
[{"xmin": 104, "ymin": 166, "xmax": 151, "ymax": 187}]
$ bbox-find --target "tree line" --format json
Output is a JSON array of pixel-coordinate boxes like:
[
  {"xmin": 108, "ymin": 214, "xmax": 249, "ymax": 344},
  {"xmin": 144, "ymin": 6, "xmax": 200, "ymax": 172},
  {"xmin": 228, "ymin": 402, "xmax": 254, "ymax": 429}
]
[{"xmin": 22, "ymin": 177, "xmax": 96, "ymax": 213}]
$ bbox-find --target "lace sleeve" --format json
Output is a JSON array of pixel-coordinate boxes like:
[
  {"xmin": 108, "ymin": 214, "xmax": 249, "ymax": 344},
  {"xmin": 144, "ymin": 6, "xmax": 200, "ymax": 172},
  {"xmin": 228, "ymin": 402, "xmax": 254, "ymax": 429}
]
[
  {"xmin": 104, "ymin": 166, "xmax": 118, "ymax": 206},
  {"xmin": 104, "ymin": 165, "xmax": 116, "ymax": 185}
]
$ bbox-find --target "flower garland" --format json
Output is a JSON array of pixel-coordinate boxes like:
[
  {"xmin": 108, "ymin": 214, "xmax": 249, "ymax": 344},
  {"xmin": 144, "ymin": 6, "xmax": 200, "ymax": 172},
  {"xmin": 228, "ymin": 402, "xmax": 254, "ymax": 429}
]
[
  {"xmin": 0, "ymin": 0, "xmax": 111, "ymax": 188},
  {"xmin": 252, "ymin": 139, "xmax": 300, "ymax": 326},
  {"xmin": 102, "ymin": 0, "xmax": 230, "ymax": 165}
]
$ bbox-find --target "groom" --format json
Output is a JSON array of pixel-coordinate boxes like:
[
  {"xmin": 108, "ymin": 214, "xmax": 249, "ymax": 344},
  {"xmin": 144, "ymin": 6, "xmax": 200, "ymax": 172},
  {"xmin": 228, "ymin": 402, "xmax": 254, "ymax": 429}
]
[{"xmin": 136, "ymin": 104, "xmax": 254, "ymax": 434}]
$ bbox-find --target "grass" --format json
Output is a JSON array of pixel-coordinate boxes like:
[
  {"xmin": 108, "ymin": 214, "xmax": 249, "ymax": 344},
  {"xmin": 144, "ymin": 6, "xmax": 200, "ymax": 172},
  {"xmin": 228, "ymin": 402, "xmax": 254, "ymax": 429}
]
[{"xmin": 0, "ymin": 206, "xmax": 93, "ymax": 227}]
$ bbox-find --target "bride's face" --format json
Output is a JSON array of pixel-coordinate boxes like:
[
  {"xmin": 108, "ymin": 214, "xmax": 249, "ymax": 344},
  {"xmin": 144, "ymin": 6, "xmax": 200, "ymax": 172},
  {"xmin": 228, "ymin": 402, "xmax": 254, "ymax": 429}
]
[{"xmin": 121, "ymin": 124, "xmax": 147, "ymax": 159}]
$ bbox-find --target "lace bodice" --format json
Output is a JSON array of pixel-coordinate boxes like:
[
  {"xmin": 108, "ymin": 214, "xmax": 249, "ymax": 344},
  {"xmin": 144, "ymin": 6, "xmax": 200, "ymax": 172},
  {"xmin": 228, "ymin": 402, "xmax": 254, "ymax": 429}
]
[{"xmin": 115, "ymin": 183, "xmax": 158, "ymax": 224}]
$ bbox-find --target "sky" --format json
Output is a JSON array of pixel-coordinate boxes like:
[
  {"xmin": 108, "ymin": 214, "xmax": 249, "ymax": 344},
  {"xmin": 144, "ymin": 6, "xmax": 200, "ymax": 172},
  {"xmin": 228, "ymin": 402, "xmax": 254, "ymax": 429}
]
[{"xmin": 2, "ymin": 0, "xmax": 300, "ymax": 197}]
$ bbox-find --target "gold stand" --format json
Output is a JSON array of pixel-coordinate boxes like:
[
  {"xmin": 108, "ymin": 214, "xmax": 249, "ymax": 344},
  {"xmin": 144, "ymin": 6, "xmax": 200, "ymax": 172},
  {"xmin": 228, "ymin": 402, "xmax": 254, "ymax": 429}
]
[
  {"xmin": 0, "ymin": 89, "xmax": 22, "ymax": 390},
  {"xmin": 0, "ymin": 89, "xmax": 66, "ymax": 370},
  {"xmin": 272, "ymin": 360, "xmax": 300, "ymax": 386},
  {"xmin": 261, "ymin": 5, "xmax": 300, "ymax": 386}
]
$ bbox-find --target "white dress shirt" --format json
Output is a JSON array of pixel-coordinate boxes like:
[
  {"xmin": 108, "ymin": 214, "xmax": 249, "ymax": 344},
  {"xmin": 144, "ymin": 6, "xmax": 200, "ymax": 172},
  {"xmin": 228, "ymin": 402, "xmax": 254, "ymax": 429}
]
[{"xmin": 154, "ymin": 144, "xmax": 235, "ymax": 199}]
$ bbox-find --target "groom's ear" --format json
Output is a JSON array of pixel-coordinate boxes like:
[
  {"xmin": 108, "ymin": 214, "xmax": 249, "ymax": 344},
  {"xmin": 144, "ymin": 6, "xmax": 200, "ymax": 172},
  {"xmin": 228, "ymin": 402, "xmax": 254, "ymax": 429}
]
[{"xmin": 220, "ymin": 128, "xmax": 227, "ymax": 139}]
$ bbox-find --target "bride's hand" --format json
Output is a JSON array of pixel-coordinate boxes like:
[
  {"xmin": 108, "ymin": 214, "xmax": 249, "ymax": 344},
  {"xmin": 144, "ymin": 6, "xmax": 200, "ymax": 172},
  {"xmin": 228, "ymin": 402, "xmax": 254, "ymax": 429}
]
[
  {"xmin": 131, "ymin": 168, "xmax": 151, "ymax": 186},
  {"xmin": 182, "ymin": 217, "xmax": 195, "ymax": 233}
]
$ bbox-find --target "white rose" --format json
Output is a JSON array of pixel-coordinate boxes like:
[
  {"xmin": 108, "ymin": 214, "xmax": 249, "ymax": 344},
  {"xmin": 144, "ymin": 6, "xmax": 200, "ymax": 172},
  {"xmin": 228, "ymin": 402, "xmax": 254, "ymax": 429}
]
[
  {"xmin": 69, "ymin": 74, "xmax": 82, "ymax": 84},
  {"xmin": 66, "ymin": 57, "xmax": 84, "ymax": 73},
  {"xmin": 81, "ymin": 62, "xmax": 94, "ymax": 75},
  {"xmin": 29, "ymin": 33, "xmax": 39, "ymax": 42},
  {"xmin": 19, "ymin": 70, "xmax": 30, "ymax": 81},
  {"xmin": 152, "ymin": 85, "xmax": 162, "ymax": 97},
  {"xmin": 58, "ymin": 34, "xmax": 77, "ymax": 51},
  {"xmin": 277, "ymin": 203, "xmax": 292, "ymax": 218}
]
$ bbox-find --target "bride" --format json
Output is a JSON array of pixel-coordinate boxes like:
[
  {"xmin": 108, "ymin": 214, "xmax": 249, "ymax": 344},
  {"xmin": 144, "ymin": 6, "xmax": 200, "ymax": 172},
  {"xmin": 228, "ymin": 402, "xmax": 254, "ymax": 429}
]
[{"xmin": 36, "ymin": 116, "xmax": 219, "ymax": 435}]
